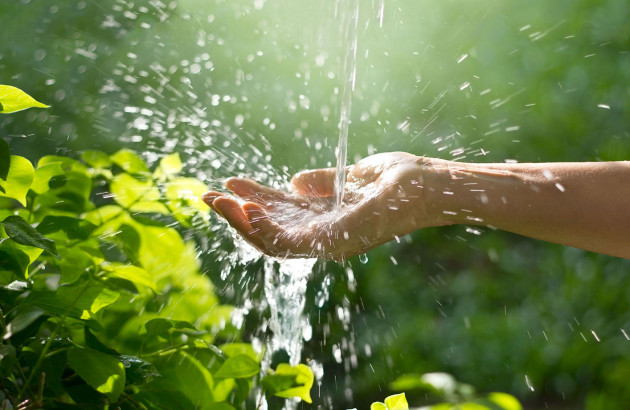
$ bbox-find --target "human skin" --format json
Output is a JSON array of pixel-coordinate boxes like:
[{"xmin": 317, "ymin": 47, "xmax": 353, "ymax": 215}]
[{"xmin": 202, "ymin": 152, "xmax": 630, "ymax": 261}]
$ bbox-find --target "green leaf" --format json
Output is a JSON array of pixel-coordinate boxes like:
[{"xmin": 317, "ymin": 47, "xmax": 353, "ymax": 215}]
[
  {"xmin": 110, "ymin": 173, "xmax": 169, "ymax": 214},
  {"xmin": 486, "ymin": 392, "xmax": 523, "ymax": 410},
  {"xmin": 67, "ymin": 347, "xmax": 126, "ymax": 402},
  {"xmin": 22, "ymin": 290, "xmax": 81, "ymax": 317},
  {"xmin": 0, "ymin": 85, "xmax": 49, "ymax": 114},
  {"xmin": 214, "ymin": 354, "xmax": 260, "ymax": 379},
  {"xmin": 220, "ymin": 343, "xmax": 263, "ymax": 363},
  {"xmin": 145, "ymin": 318, "xmax": 205, "ymax": 338},
  {"xmin": 102, "ymin": 262, "xmax": 156, "ymax": 291},
  {"xmin": 0, "ymin": 344, "xmax": 17, "ymax": 376},
  {"xmin": 119, "ymin": 355, "xmax": 161, "ymax": 385},
  {"xmin": 262, "ymin": 363, "xmax": 314, "ymax": 404},
  {"xmin": 37, "ymin": 215, "xmax": 97, "ymax": 241},
  {"xmin": 111, "ymin": 149, "xmax": 149, "ymax": 174},
  {"xmin": 3, "ymin": 307, "xmax": 45, "ymax": 340},
  {"xmin": 57, "ymin": 282, "xmax": 120, "ymax": 319},
  {"xmin": 0, "ymin": 155, "xmax": 34, "ymax": 206},
  {"xmin": 384, "ymin": 393, "xmax": 409, "ymax": 409},
  {"xmin": 0, "ymin": 239, "xmax": 43, "ymax": 278},
  {"xmin": 30, "ymin": 161, "xmax": 65, "ymax": 194},
  {"xmin": 371, "ymin": 402, "xmax": 388, "ymax": 410},
  {"xmin": 1, "ymin": 215, "xmax": 60, "ymax": 259},
  {"xmin": 0, "ymin": 138, "xmax": 9, "ymax": 181},
  {"xmin": 154, "ymin": 152, "xmax": 183, "ymax": 178},
  {"xmin": 153, "ymin": 350, "xmax": 215, "ymax": 408},
  {"xmin": 59, "ymin": 247, "xmax": 93, "ymax": 284},
  {"xmin": 82, "ymin": 150, "xmax": 113, "ymax": 169}
]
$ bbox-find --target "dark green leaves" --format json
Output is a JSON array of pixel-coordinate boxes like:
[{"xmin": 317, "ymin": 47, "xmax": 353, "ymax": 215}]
[{"xmin": 1, "ymin": 215, "xmax": 60, "ymax": 259}]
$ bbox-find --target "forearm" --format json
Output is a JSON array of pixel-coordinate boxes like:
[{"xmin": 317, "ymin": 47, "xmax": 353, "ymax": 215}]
[{"xmin": 421, "ymin": 158, "xmax": 630, "ymax": 259}]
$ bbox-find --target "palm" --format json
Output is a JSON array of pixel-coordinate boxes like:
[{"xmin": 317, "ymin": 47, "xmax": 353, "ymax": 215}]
[{"xmin": 203, "ymin": 152, "xmax": 427, "ymax": 260}]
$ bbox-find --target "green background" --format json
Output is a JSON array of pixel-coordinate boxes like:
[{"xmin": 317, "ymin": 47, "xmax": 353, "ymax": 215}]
[{"xmin": 2, "ymin": 0, "xmax": 630, "ymax": 408}]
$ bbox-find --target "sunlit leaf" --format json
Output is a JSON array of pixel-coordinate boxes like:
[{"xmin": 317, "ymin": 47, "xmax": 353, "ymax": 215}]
[
  {"xmin": 110, "ymin": 149, "xmax": 149, "ymax": 174},
  {"xmin": 220, "ymin": 343, "xmax": 263, "ymax": 363},
  {"xmin": 486, "ymin": 392, "xmax": 523, "ymax": 410},
  {"xmin": 30, "ymin": 161, "xmax": 65, "ymax": 194},
  {"xmin": 154, "ymin": 152, "xmax": 182, "ymax": 178},
  {"xmin": 152, "ymin": 350, "xmax": 215, "ymax": 408},
  {"xmin": 67, "ymin": 347, "xmax": 126, "ymax": 402},
  {"xmin": 1, "ymin": 215, "xmax": 60, "ymax": 259},
  {"xmin": 262, "ymin": 363, "xmax": 313, "ymax": 404},
  {"xmin": 371, "ymin": 402, "xmax": 388, "ymax": 410},
  {"xmin": 59, "ymin": 247, "xmax": 93, "ymax": 284},
  {"xmin": 82, "ymin": 150, "xmax": 113, "ymax": 169},
  {"xmin": 110, "ymin": 173, "xmax": 168, "ymax": 214},
  {"xmin": 0, "ymin": 85, "xmax": 49, "ymax": 114},
  {"xmin": 0, "ymin": 239, "xmax": 43, "ymax": 278},
  {"xmin": 0, "ymin": 155, "xmax": 34, "ymax": 206},
  {"xmin": 384, "ymin": 393, "xmax": 409, "ymax": 409},
  {"xmin": 102, "ymin": 262, "xmax": 156, "ymax": 291},
  {"xmin": 57, "ymin": 282, "xmax": 120, "ymax": 319},
  {"xmin": 214, "ymin": 354, "xmax": 260, "ymax": 379}
]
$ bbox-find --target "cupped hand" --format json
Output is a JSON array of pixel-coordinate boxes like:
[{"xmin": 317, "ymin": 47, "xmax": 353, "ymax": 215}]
[{"xmin": 202, "ymin": 152, "xmax": 434, "ymax": 261}]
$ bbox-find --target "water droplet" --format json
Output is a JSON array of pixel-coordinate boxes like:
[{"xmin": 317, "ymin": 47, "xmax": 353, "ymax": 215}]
[{"xmin": 358, "ymin": 254, "xmax": 368, "ymax": 264}]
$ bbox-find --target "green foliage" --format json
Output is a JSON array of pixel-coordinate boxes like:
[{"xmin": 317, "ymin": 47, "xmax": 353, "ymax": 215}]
[
  {"xmin": 371, "ymin": 393, "xmax": 409, "ymax": 410},
  {"xmin": 0, "ymin": 141, "xmax": 314, "ymax": 408},
  {"xmin": 261, "ymin": 363, "xmax": 314, "ymax": 404}
]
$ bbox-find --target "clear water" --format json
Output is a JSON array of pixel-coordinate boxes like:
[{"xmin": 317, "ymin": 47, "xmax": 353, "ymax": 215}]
[{"xmin": 333, "ymin": 0, "xmax": 359, "ymax": 209}]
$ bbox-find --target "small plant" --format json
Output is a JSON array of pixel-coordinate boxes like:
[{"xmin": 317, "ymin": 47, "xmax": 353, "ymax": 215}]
[{"xmin": 0, "ymin": 86, "xmax": 313, "ymax": 409}]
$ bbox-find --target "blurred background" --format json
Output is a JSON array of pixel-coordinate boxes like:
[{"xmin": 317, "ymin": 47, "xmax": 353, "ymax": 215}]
[{"xmin": 2, "ymin": 0, "xmax": 630, "ymax": 408}]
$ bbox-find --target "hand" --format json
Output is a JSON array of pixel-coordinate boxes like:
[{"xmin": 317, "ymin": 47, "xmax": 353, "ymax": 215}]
[{"xmin": 202, "ymin": 152, "xmax": 434, "ymax": 261}]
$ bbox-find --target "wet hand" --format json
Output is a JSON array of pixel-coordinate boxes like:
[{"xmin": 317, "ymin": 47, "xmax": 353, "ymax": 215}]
[{"xmin": 202, "ymin": 152, "xmax": 434, "ymax": 261}]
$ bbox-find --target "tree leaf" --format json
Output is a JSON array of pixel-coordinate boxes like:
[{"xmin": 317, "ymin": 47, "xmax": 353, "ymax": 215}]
[
  {"xmin": 152, "ymin": 350, "xmax": 215, "ymax": 408},
  {"xmin": 81, "ymin": 150, "xmax": 112, "ymax": 169},
  {"xmin": 0, "ymin": 155, "xmax": 34, "ymax": 206},
  {"xmin": 59, "ymin": 247, "xmax": 93, "ymax": 284},
  {"xmin": 370, "ymin": 402, "xmax": 388, "ymax": 410},
  {"xmin": 214, "ymin": 354, "xmax": 260, "ymax": 379},
  {"xmin": 3, "ymin": 307, "xmax": 45, "ymax": 340},
  {"xmin": 110, "ymin": 149, "xmax": 149, "ymax": 174},
  {"xmin": 0, "ymin": 344, "xmax": 17, "ymax": 376},
  {"xmin": 1, "ymin": 215, "xmax": 60, "ymax": 259},
  {"xmin": 37, "ymin": 215, "xmax": 97, "ymax": 241},
  {"xmin": 102, "ymin": 262, "xmax": 156, "ymax": 291},
  {"xmin": 262, "ymin": 363, "xmax": 314, "ymax": 404},
  {"xmin": 0, "ymin": 85, "xmax": 49, "ymax": 114},
  {"xmin": 486, "ymin": 392, "xmax": 523, "ymax": 410},
  {"xmin": 119, "ymin": 355, "xmax": 161, "ymax": 385},
  {"xmin": 0, "ymin": 138, "xmax": 9, "ymax": 181},
  {"xmin": 110, "ymin": 173, "xmax": 169, "ymax": 214},
  {"xmin": 384, "ymin": 393, "xmax": 409, "ymax": 409},
  {"xmin": 154, "ymin": 152, "xmax": 182, "ymax": 179},
  {"xmin": 0, "ymin": 239, "xmax": 43, "ymax": 278},
  {"xmin": 30, "ymin": 161, "xmax": 65, "ymax": 194},
  {"xmin": 67, "ymin": 347, "xmax": 126, "ymax": 402}
]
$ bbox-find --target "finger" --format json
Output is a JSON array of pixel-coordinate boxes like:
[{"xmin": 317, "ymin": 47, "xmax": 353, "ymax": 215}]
[
  {"xmin": 202, "ymin": 191, "xmax": 225, "ymax": 214},
  {"xmin": 290, "ymin": 167, "xmax": 337, "ymax": 197},
  {"xmin": 213, "ymin": 197, "xmax": 267, "ymax": 251},
  {"xmin": 242, "ymin": 203, "xmax": 295, "ymax": 254},
  {"xmin": 225, "ymin": 178, "xmax": 288, "ymax": 204}
]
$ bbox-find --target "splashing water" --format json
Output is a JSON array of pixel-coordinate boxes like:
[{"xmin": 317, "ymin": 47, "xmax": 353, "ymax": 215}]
[{"xmin": 334, "ymin": 0, "xmax": 359, "ymax": 209}]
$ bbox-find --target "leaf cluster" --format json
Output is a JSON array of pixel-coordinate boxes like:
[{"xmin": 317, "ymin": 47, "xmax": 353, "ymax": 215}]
[{"xmin": 0, "ymin": 108, "xmax": 314, "ymax": 409}]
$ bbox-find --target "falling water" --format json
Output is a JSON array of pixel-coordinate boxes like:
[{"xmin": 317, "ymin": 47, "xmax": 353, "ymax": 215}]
[{"xmin": 333, "ymin": 0, "xmax": 359, "ymax": 209}]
